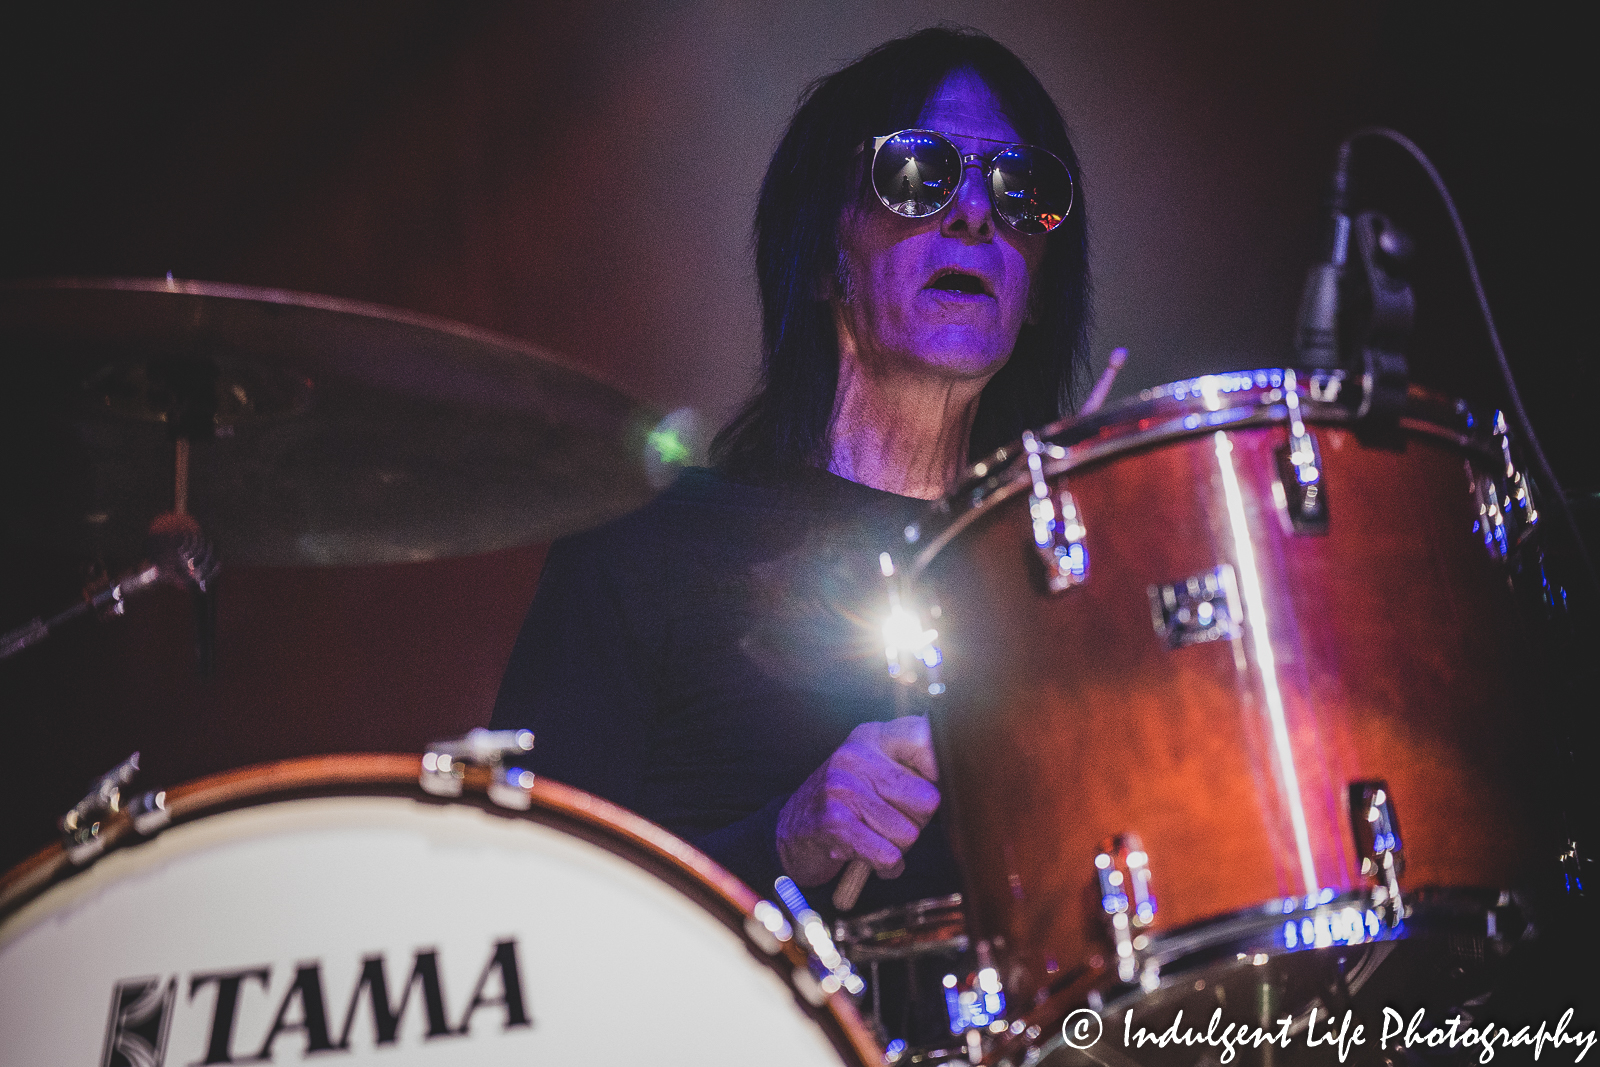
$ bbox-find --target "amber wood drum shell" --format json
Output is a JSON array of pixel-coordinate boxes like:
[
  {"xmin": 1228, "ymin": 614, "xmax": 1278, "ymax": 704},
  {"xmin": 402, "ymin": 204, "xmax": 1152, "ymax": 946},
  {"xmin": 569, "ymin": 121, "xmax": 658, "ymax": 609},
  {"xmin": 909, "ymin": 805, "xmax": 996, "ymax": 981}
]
[{"xmin": 913, "ymin": 387, "xmax": 1549, "ymax": 1012}]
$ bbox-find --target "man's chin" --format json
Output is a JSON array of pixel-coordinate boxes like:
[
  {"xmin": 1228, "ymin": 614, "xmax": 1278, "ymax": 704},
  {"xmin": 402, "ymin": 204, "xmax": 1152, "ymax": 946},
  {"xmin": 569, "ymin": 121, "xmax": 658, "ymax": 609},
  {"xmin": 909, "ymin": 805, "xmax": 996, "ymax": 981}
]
[{"xmin": 904, "ymin": 331, "xmax": 1014, "ymax": 378}]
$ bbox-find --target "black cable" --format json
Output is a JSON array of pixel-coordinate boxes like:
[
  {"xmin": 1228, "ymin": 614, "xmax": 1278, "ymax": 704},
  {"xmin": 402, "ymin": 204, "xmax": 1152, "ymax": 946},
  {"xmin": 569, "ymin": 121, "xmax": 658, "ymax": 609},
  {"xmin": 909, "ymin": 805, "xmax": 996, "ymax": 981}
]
[{"xmin": 1342, "ymin": 126, "xmax": 1599, "ymax": 600}]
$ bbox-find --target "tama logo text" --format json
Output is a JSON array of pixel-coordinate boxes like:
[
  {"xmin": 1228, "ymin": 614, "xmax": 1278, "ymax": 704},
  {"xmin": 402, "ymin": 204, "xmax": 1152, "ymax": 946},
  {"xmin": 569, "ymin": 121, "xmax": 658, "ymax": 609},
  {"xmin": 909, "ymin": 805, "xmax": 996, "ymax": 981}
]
[{"xmin": 100, "ymin": 939, "xmax": 531, "ymax": 1066}]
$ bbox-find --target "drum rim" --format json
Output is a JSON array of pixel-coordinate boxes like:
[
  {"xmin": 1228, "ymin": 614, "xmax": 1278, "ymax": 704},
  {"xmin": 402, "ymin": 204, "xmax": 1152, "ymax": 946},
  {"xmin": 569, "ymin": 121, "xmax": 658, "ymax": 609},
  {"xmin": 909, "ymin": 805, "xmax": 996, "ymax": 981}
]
[
  {"xmin": 0, "ymin": 752, "xmax": 882, "ymax": 1066},
  {"xmin": 900, "ymin": 367, "xmax": 1499, "ymax": 577},
  {"xmin": 0, "ymin": 753, "xmax": 760, "ymax": 914},
  {"xmin": 833, "ymin": 892, "xmax": 966, "ymax": 945}
]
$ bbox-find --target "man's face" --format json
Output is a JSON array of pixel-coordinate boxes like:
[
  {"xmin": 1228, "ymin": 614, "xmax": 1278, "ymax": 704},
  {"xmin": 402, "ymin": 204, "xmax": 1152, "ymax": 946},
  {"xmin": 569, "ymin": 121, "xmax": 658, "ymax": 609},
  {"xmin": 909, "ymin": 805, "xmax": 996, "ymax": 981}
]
[{"xmin": 832, "ymin": 69, "xmax": 1047, "ymax": 379}]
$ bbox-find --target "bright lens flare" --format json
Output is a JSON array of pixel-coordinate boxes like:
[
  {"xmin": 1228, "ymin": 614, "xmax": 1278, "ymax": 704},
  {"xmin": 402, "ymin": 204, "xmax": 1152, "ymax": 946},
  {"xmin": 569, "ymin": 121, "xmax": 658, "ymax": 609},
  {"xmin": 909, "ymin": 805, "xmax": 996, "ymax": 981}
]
[
  {"xmin": 883, "ymin": 607, "xmax": 937, "ymax": 661},
  {"xmin": 647, "ymin": 428, "xmax": 690, "ymax": 466}
]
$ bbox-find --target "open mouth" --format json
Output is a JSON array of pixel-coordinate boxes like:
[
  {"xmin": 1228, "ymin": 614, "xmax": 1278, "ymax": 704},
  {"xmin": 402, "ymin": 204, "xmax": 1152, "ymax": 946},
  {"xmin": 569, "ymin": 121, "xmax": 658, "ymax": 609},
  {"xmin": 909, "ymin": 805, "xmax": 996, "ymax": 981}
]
[{"xmin": 925, "ymin": 269, "xmax": 990, "ymax": 297}]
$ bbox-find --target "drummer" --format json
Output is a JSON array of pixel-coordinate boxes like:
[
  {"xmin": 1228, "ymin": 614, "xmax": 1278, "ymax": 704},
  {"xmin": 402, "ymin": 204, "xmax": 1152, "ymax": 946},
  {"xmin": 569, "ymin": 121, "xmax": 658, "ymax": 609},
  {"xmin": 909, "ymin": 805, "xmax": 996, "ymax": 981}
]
[{"xmin": 491, "ymin": 26, "xmax": 1088, "ymax": 913}]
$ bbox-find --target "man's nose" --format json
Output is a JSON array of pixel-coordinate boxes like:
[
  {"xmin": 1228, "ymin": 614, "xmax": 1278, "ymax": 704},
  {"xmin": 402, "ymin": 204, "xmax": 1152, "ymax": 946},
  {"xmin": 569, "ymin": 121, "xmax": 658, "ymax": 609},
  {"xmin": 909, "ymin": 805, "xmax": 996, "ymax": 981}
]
[{"xmin": 940, "ymin": 158, "xmax": 994, "ymax": 240}]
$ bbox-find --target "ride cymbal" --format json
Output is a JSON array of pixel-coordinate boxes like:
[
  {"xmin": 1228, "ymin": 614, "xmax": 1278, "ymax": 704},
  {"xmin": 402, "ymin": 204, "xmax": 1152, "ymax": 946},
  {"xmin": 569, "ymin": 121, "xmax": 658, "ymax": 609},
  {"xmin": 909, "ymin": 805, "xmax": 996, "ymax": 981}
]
[{"xmin": 1, "ymin": 278, "xmax": 664, "ymax": 566}]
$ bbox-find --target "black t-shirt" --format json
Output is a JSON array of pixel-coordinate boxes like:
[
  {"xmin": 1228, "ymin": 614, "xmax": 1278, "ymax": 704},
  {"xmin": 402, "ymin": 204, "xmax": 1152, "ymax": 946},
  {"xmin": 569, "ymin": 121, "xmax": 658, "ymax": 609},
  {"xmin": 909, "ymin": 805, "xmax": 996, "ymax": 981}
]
[{"xmin": 490, "ymin": 465, "xmax": 960, "ymax": 912}]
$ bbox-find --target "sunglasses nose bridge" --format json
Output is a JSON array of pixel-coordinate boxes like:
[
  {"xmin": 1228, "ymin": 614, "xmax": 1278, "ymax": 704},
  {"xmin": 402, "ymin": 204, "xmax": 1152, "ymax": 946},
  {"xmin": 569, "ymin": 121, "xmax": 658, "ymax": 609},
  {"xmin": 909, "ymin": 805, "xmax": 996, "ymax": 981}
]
[{"xmin": 940, "ymin": 153, "xmax": 998, "ymax": 234}]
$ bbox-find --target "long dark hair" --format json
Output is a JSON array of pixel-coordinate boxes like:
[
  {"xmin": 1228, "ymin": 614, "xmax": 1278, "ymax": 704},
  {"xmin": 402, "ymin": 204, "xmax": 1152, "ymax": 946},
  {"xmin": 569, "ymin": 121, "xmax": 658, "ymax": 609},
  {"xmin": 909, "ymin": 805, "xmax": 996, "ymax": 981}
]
[{"xmin": 711, "ymin": 26, "xmax": 1090, "ymax": 477}]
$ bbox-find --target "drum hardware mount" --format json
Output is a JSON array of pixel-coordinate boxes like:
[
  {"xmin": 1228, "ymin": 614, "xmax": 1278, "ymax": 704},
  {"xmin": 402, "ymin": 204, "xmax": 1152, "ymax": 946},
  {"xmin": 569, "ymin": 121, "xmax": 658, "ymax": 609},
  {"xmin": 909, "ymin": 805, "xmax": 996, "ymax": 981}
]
[
  {"xmin": 1095, "ymin": 834, "xmax": 1159, "ymax": 987},
  {"xmin": 1493, "ymin": 410, "xmax": 1539, "ymax": 534},
  {"xmin": 746, "ymin": 898, "xmax": 797, "ymax": 957},
  {"xmin": 1, "ymin": 564, "xmax": 162, "ymax": 662},
  {"xmin": 1472, "ymin": 468, "xmax": 1515, "ymax": 561},
  {"xmin": 1558, "ymin": 837, "xmax": 1586, "ymax": 895},
  {"xmin": 1148, "ymin": 565, "xmax": 1241, "ymax": 650},
  {"xmin": 1022, "ymin": 431, "xmax": 1088, "ymax": 593},
  {"xmin": 774, "ymin": 876, "xmax": 867, "ymax": 1003},
  {"xmin": 1349, "ymin": 780, "xmax": 1406, "ymax": 913},
  {"xmin": 421, "ymin": 728, "xmax": 536, "ymax": 809},
  {"xmin": 963, "ymin": 939, "xmax": 1011, "ymax": 1048},
  {"xmin": 59, "ymin": 752, "xmax": 169, "ymax": 866},
  {"xmin": 1274, "ymin": 369, "xmax": 1329, "ymax": 534},
  {"xmin": 1471, "ymin": 412, "xmax": 1542, "ymax": 562},
  {"xmin": 1, "ymin": 440, "xmax": 220, "ymax": 670},
  {"xmin": 1491, "ymin": 409, "xmax": 1529, "ymax": 531}
]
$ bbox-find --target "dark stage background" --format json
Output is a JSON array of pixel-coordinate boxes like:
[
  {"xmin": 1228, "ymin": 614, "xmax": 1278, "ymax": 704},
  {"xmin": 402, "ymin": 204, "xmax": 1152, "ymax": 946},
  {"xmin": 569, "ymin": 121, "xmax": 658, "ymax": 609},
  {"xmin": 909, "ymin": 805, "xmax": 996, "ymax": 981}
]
[{"xmin": 1, "ymin": 1, "xmax": 1593, "ymax": 869}]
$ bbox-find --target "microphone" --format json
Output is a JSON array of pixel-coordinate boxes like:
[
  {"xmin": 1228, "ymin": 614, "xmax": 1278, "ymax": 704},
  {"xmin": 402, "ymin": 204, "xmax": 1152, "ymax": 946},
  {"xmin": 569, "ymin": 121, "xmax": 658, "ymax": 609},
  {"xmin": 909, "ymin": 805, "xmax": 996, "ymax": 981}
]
[
  {"xmin": 147, "ymin": 512, "xmax": 220, "ymax": 677},
  {"xmin": 1294, "ymin": 140, "xmax": 1354, "ymax": 368}
]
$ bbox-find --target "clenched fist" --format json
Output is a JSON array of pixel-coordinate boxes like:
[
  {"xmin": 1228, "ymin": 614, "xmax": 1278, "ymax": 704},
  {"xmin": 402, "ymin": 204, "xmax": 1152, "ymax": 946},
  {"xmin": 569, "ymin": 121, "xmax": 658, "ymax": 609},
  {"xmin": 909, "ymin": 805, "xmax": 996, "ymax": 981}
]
[{"xmin": 776, "ymin": 716, "xmax": 941, "ymax": 887}]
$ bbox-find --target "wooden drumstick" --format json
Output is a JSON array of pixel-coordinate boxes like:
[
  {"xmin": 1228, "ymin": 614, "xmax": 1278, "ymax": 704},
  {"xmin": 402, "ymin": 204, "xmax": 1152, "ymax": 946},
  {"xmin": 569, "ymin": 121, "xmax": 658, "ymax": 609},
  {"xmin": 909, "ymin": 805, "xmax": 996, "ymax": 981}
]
[
  {"xmin": 1080, "ymin": 346, "xmax": 1128, "ymax": 416},
  {"xmin": 833, "ymin": 858, "xmax": 871, "ymax": 911}
]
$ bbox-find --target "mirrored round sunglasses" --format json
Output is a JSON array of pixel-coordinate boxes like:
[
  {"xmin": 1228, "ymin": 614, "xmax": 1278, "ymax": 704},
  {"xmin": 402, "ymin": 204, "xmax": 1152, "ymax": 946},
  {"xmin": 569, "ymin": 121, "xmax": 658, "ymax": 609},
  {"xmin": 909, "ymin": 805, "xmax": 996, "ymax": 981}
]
[{"xmin": 868, "ymin": 128, "xmax": 1075, "ymax": 235}]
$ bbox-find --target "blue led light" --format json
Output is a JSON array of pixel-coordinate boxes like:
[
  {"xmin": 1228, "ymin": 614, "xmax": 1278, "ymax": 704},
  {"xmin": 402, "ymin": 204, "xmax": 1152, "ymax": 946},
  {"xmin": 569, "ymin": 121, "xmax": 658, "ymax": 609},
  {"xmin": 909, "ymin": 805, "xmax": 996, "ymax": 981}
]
[
  {"xmin": 944, "ymin": 984, "xmax": 963, "ymax": 1035},
  {"xmin": 774, "ymin": 876, "xmax": 811, "ymax": 916},
  {"xmin": 944, "ymin": 982, "xmax": 1006, "ymax": 1035}
]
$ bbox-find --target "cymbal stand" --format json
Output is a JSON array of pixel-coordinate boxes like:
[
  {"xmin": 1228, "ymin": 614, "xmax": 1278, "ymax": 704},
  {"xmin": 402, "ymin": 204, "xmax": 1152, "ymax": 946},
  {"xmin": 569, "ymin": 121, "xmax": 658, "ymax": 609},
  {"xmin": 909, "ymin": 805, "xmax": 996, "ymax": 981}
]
[{"xmin": 2, "ymin": 437, "xmax": 219, "ymax": 669}]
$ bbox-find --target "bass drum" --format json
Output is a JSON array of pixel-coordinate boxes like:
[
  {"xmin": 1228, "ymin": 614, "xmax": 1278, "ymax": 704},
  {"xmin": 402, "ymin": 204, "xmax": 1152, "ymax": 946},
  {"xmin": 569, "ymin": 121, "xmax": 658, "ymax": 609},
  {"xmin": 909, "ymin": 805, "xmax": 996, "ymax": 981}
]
[
  {"xmin": 890, "ymin": 369, "xmax": 1555, "ymax": 1057},
  {"xmin": 0, "ymin": 754, "xmax": 878, "ymax": 1066}
]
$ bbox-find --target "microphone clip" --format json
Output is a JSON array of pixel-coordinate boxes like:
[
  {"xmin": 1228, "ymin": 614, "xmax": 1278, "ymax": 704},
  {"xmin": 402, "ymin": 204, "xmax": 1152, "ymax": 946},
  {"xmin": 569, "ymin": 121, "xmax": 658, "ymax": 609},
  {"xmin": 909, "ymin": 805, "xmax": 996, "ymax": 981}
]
[{"xmin": 1341, "ymin": 210, "xmax": 1415, "ymax": 422}]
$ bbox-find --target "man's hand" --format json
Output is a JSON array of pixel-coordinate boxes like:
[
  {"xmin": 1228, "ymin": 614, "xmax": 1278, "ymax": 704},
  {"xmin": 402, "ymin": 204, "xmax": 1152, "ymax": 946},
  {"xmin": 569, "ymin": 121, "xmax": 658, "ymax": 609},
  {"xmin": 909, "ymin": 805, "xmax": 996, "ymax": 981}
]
[{"xmin": 776, "ymin": 716, "xmax": 941, "ymax": 887}]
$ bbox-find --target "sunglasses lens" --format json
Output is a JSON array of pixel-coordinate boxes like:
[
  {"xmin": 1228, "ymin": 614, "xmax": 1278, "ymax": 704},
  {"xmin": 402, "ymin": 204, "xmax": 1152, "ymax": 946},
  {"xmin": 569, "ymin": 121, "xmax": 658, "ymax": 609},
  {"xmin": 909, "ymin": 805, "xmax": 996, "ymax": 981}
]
[
  {"xmin": 872, "ymin": 131, "xmax": 962, "ymax": 218},
  {"xmin": 989, "ymin": 145, "xmax": 1074, "ymax": 234}
]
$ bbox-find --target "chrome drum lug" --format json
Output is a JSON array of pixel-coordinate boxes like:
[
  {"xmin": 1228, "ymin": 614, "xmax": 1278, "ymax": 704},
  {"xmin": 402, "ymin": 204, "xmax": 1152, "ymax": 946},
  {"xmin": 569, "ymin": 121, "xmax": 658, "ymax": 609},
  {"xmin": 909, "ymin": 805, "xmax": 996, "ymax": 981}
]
[
  {"xmin": 1022, "ymin": 431, "xmax": 1087, "ymax": 592},
  {"xmin": 60, "ymin": 752, "xmax": 142, "ymax": 866},
  {"xmin": 1148, "ymin": 565, "xmax": 1241, "ymax": 650},
  {"xmin": 1349, "ymin": 780, "xmax": 1406, "ymax": 917},
  {"xmin": 1275, "ymin": 369, "xmax": 1329, "ymax": 534},
  {"xmin": 1095, "ymin": 834, "xmax": 1158, "ymax": 987}
]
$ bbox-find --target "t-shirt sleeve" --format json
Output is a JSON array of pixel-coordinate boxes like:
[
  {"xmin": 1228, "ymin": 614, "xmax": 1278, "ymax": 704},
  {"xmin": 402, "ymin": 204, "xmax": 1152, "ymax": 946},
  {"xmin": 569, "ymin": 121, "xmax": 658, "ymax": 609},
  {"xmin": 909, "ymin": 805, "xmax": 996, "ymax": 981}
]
[{"xmin": 489, "ymin": 532, "xmax": 657, "ymax": 811}]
